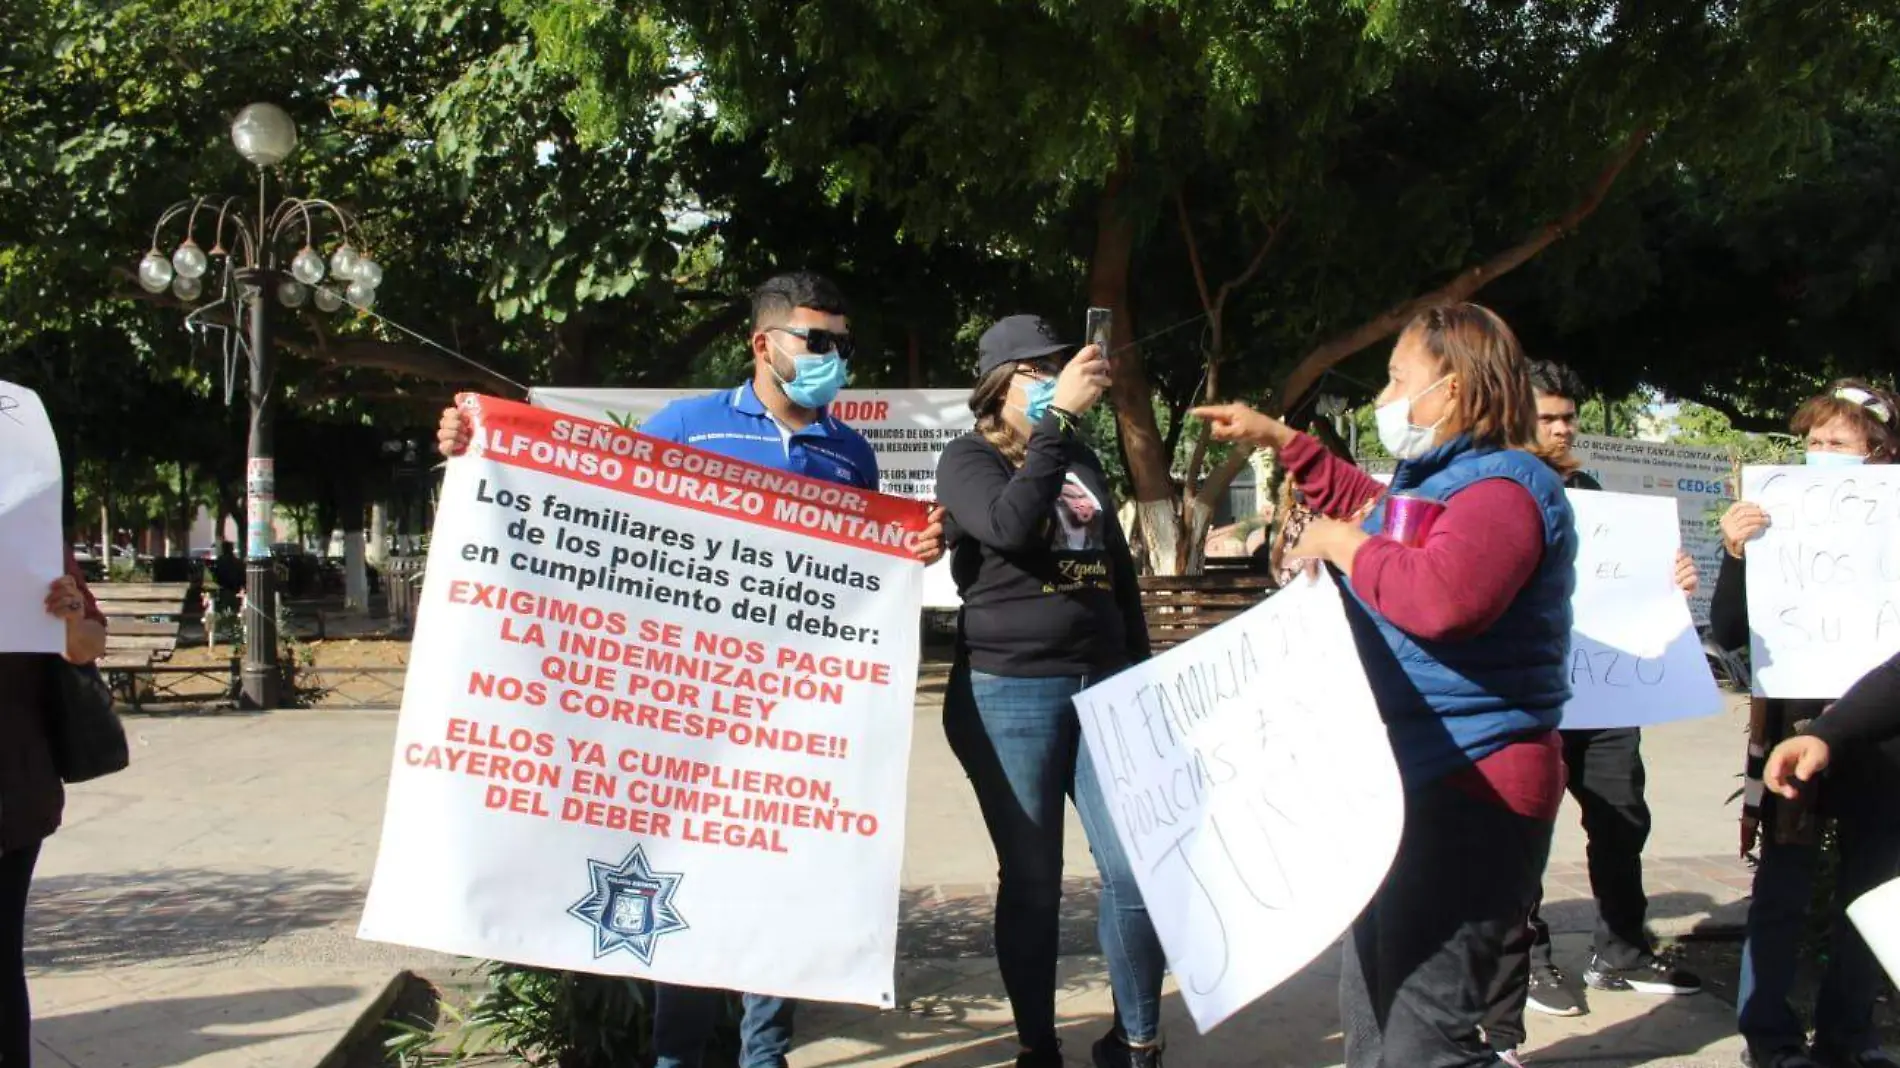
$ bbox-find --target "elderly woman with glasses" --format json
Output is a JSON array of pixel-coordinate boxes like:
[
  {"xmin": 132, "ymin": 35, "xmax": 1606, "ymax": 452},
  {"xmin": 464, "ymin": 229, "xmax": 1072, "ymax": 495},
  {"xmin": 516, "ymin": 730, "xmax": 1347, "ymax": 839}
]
[{"xmin": 1711, "ymin": 380, "xmax": 1900, "ymax": 1068}]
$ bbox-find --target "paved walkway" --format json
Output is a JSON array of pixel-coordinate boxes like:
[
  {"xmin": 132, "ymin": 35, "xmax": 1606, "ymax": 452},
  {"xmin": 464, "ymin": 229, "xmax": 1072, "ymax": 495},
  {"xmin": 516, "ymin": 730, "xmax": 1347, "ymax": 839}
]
[{"xmin": 25, "ymin": 690, "xmax": 1760, "ymax": 1068}]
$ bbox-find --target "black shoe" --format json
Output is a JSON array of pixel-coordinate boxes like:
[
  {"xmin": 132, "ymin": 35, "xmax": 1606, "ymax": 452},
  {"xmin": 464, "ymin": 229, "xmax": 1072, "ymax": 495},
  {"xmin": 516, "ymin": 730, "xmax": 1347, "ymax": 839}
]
[
  {"xmin": 1525, "ymin": 963, "xmax": 1586, "ymax": 1017},
  {"xmin": 1016, "ymin": 1048, "xmax": 1063, "ymax": 1068},
  {"xmin": 1812, "ymin": 1045, "xmax": 1900, "ymax": 1068},
  {"xmin": 1092, "ymin": 1027, "xmax": 1162, "ymax": 1068},
  {"xmin": 1583, "ymin": 952, "xmax": 1703, "ymax": 995}
]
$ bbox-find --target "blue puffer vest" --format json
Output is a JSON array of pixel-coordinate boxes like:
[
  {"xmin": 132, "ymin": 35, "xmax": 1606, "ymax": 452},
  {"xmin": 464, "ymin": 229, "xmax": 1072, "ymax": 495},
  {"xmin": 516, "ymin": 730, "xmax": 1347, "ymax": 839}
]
[{"xmin": 1344, "ymin": 435, "xmax": 1577, "ymax": 791}]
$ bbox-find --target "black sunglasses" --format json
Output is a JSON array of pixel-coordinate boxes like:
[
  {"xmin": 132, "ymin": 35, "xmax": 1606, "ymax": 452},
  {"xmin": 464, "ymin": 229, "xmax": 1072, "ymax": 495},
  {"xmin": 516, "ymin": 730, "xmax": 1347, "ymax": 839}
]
[{"xmin": 767, "ymin": 326, "xmax": 855, "ymax": 361}]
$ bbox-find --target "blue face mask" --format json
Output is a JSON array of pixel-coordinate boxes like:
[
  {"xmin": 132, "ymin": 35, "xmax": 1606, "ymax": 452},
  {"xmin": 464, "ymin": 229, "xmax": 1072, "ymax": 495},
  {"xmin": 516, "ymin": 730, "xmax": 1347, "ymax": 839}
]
[
  {"xmin": 773, "ymin": 350, "xmax": 849, "ymax": 409},
  {"xmin": 1805, "ymin": 449, "xmax": 1868, "ymax": 468},
  {"xmin": 1016, "ymin": 377, "xmax": 1058, "ymax": 423}
]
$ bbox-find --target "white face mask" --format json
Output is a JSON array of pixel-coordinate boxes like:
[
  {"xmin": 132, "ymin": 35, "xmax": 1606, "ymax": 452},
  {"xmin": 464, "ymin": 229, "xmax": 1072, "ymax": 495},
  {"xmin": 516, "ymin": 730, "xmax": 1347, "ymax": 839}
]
[
  {"xmin": 1375, "ymin": 375, "xmax": 1453, "ymax": 460},
  {"xmin": 1805, "ymin": 449, "xmax": 1867, "ymax": 469}
]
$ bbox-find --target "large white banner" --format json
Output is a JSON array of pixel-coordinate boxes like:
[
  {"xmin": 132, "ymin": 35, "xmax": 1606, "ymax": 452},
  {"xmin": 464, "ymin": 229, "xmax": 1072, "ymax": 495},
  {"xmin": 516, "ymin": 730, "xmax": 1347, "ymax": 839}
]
[
  {"xmin": 1571, "ymin": 435, "xmax": 1732, "ymax": 627},
  {"xmin": 1742, "ymin": 465, "xmax": 1900, "ymax": 699},
  {"xmin": 1072, "ymin": 578, "xmax": 1404, "ymax": 1032},
  {"xmin": 1849, "ymin": 876, "xmax": 1900, "ymax": 984},
  {"xmin": 360, "ymin": 396, "xmax": 928, "ymax": 1006},
  {"xmin": 1563, "ymin": 490, "xmax": 1723, "ymax": 729},
  {"xmin": 0, "ymin": 380, "xmax": 65, "ymax": 653},
  {"xmin": 530, "ymin": 387, "xmax": 972, "ymax": 608}
]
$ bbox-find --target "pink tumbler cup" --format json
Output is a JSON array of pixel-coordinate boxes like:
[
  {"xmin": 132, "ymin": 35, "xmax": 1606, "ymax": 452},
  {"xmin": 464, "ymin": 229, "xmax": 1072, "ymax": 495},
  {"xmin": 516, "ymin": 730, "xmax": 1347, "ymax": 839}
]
[{"xmin": 1383, "ymin": 493, "xmax": 1445, "ymax": 548}]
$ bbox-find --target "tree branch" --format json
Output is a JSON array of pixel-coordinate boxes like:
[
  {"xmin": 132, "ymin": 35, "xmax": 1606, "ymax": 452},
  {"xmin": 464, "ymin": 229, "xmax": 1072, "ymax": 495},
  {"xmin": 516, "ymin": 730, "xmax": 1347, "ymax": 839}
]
[
  {"xmin": 1174, "ymin": 188, "xmax": 1215, "ymax": 318},
  {"xmin": 1273, "ymin": 126, "xmax": 1653, "ymax": 415},
  {"xmin": 1680, "ymin": 389, "xmax": 1786, "ymax": 435},
  {"xmin": 1213, "ymin": 210, "xmax": 1291, "ymax": 314}
]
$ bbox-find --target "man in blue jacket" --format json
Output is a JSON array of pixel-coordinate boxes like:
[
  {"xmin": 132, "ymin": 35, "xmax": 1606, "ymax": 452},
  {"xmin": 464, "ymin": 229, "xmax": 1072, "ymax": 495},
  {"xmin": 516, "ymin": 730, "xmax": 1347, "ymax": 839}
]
[{"xmin": 440, "ymin": 270, "xmax": 943, "ymax": 1068}]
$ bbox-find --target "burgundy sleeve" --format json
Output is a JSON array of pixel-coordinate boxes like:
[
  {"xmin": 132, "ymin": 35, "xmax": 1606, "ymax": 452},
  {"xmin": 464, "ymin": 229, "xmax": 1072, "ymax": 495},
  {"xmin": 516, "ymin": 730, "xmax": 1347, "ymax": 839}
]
[
  {"xmin": 1281, "ymin": 432, "xmax": 1387, "ymax": 519},
  {"xmin": 1349, "ymin": 478, "xmax": 1546, "ymax": 642}
]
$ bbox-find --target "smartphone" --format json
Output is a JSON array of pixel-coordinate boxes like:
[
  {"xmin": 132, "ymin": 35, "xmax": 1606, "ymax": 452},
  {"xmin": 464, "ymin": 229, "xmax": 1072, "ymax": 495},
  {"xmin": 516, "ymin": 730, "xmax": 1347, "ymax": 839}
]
[{"xmin": 1084, "ymin": 306, "xmax": 1113, "ymax": 358}]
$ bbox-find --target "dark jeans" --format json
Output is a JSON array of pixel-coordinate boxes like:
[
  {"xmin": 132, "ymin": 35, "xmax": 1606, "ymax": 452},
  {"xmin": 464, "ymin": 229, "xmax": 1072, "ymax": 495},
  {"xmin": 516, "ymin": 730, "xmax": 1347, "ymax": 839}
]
[
  {"xmin": 1737, "ymin": 813, "xmax": 1900, "ymax": 1059},
  {"xmin": 943, "ymin": 663, "xmax": 1166, "ymax": 1050},
  {"xmin": 2, "ymin": 841, "xmax": 42, "ymax": 1068},
  {"xmin": 652, "ymin": 986, "xmax": 793, "ymax": 1068},
  {"xmin": 1341, "ymin": 778, "xmax": 1553, "ymax": 1068},
  {"xmin": 1483, "ymin": 727, "xmax": 1651, "ymax": 1047}
]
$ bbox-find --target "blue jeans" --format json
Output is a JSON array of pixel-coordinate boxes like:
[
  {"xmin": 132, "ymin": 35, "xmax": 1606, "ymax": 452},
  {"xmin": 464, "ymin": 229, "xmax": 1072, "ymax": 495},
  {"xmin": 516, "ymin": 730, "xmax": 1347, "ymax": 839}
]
[
  {"xmin": 653, "ymin": 985, "xmax": 793, "ymax": 1068},
  {"xmin": 1737, "ymin": 814, "xmax": 1900, "ymax": 1058},
  {"xmin": 943, "ymin": 663, "xmax": 1167, "ymax": 1050}
]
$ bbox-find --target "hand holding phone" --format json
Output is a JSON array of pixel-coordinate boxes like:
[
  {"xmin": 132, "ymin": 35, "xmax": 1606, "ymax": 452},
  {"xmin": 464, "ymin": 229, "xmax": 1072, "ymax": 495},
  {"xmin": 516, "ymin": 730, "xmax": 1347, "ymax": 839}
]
[
  {"xmin": 1054, "ymin": 344, "xmax": 1112, "ymax": 415},
  {"xmin": 1085, "ymin": 307, "xmax": 1113, "ymax": 358}
]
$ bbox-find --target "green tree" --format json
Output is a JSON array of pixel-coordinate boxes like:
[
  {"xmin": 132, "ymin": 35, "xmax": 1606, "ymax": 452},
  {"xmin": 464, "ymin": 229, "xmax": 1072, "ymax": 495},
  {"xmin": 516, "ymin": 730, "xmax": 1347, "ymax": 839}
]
[{"xmin": 517, "ymin": 0, "xmax": 1897, "ymax": 571}]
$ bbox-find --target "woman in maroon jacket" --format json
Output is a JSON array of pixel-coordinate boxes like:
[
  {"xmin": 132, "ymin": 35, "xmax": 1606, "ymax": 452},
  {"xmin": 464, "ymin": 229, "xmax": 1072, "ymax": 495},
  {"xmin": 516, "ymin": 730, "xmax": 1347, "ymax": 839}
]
[{"xmin": 1, "ymin": 553, "xmax": 108, "ymax": 1067}]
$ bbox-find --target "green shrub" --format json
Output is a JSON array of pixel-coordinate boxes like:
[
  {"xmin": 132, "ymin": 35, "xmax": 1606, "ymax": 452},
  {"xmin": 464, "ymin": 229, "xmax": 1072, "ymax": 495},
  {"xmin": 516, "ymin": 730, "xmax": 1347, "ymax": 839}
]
[{"xmin": 386, "ymin": 963, "xmax": 742, "ymax": 1068}]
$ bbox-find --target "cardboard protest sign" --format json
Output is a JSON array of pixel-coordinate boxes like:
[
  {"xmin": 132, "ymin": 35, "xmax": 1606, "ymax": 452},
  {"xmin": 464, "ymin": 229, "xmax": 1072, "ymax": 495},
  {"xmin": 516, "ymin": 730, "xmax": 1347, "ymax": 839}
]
[
  {"xmin": 1072, "ymin": 578, "xmax": 1404, "ymax": 1032},
  {"xmin": 359, "ymin": 395, "xmax": 928, "ymax": 1006},
  {"xmin": 1742, "ymin": 465, "xmax": 1900, "ymax": 699},
  {"xmin": 530, "ymin": 387, "xmax": 971, "ymax": 608},
  {"xmin": 1562, "ymin": 490, "xmax": 1723, "ymax": 729},
  {"xmin": 1849, "ymin": 876, "xmax": 1900, "ymax": 985},
  {"xmin": 0, "ymin": 380, "xmax": 66, "ymax": 653}
]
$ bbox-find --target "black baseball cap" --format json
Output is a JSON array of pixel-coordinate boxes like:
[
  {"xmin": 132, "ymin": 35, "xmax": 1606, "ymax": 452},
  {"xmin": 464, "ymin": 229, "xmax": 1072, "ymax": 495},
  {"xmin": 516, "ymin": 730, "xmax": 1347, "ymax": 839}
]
[{"xmin": 977, "ymin": 315, "xmax": 1074, "ymax": 378}]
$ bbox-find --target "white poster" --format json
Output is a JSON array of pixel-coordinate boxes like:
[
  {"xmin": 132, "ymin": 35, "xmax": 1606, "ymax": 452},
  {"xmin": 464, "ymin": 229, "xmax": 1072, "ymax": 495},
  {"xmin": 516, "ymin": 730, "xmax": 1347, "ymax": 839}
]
[
  {"xmin": 531, "ymin": 387, "xmax": 972, "ymax": 608},
  {"xmin": 1741, "ymin": 465, "xmax": 1900, "ymax": 699},
  {"xmin": 0, "ymin": 380, "xmax": 66, "ymax": 653},
  {"xmin": 1848, "ymin": 876, "xmax": 1900, "ymax": 984},
  {"xmin": 1571, "ymin": 435, "xmax": 1733, "ymax": 627},
  {"xmin": 359, "ymin": 395, "xmax": 928, "ymax": 1006},
  {"xmin": 1072, "ymin": 578, "xmax": 1404, "ymax": 1032},
  {"xmin": 1562, "ymin": 490, "xmax": 1723, "ymax": 729}
]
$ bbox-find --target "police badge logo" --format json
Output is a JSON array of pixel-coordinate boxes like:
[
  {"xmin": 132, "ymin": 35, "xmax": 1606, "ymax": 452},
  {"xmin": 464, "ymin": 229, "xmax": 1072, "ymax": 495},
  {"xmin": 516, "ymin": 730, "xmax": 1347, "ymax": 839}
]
[{"xmin": 567, "ymin": 844, "xmax": 689, "ymax": 963}]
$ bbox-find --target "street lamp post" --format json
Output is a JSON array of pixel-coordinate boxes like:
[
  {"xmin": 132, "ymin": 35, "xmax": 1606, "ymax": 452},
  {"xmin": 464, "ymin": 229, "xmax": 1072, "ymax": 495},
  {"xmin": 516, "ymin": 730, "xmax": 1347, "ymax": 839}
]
[{"xmin": 135, "ymin": 103, "xmax": 386, "ymax": 710}]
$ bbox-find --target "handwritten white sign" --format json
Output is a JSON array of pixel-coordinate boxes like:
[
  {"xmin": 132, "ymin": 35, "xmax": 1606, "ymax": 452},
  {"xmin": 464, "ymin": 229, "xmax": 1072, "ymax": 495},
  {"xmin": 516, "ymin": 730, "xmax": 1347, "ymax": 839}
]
[
  {"xmin": 0, "ymin": 380, "xmax": 66, "ymax": 653},
  {"xmin": 1562, "ymin": 490, "xmax": 1723, "ymax": 729},
  {"xmin": 1072, "ymin": 578, "xmax": 1403, "ymax": 1032},
  {"xmin": 1849, "ymin": 875, "xmax": 1900, "ymax": 985},
  {"xmin": 1741, "ymin": 466, "xmax": 1900, "ymax": 699}
]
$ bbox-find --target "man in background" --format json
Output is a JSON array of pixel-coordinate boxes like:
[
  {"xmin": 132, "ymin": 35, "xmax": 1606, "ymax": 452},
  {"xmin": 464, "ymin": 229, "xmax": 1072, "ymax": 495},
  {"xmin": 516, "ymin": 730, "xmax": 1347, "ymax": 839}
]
[{"xmin": 1482, "ymin": 361, "xmax": 1703, "ymax": 1066}]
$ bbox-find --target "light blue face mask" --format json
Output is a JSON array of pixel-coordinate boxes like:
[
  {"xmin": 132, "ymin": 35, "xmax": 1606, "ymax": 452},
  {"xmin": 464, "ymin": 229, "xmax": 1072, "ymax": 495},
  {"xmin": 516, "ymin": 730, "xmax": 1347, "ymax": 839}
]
[
  {"xmin": 773, "ymin": 350, "xmax": 849, "ymax": 409},
  {"xmin": 1805, "ymin": 449, "xmax": 1868, "ymax": 468},
  {"xmin": 1016, "ymin": 377, "xmax": 1058, "ymax": 422}
]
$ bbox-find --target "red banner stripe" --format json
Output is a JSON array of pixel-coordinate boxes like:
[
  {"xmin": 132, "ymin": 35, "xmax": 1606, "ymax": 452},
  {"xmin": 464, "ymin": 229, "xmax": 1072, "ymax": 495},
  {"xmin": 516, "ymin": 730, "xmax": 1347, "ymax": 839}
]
[{"xmin": 457, "ymin": 393, "xmax": 929, "ymax": 560}]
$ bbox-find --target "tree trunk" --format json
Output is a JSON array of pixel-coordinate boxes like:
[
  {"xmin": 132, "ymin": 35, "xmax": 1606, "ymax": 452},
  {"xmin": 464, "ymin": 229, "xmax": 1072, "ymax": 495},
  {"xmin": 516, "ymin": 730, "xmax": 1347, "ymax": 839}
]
[
  {"xmin": 342, "ymin": 480, "xmax": 370, "ymax": 611},
  {"xmin": 1094, "ymin": 171, "xmax": 1181, "ymax": 574},
  {"xmin": 368, "ymin": 501, "xmax": 389, "ymax": 566},
  {"xmin": 548, "ymin": 316, "xmax": 594, "ymax": 387}
]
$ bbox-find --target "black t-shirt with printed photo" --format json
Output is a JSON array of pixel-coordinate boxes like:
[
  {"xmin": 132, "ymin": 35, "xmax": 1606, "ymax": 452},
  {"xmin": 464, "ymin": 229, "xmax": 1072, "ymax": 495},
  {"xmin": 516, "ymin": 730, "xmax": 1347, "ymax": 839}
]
[{"xmin": 936, "ymin": 416, "xmax": 1150, "ymax": 677}]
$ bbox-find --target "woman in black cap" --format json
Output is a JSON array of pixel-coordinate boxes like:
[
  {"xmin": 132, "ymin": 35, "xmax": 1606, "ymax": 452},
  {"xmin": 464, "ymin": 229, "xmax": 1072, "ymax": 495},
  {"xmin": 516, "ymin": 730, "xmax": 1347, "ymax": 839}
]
[{"xmin": 935, "ymin": 315, "xmax": 1165, "ymax": 1068}]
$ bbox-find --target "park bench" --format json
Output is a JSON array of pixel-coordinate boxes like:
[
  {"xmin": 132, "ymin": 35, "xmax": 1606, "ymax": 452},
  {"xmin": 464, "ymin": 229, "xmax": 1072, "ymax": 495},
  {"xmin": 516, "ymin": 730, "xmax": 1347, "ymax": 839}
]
[
  {"xmin": 1138, "ymin": 570, "xmax": 1276, "ymax": 653},
  {"xmin": 93, "ymin": 580, "xmax": 228, "ymax": 709}
]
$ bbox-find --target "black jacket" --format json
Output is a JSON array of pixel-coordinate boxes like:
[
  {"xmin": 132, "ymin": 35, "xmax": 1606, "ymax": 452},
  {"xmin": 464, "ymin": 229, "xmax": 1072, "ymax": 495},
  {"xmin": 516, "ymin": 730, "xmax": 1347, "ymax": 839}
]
[
  {"xmin": 936, "ymin": 413, "xmax": 1150, "ymax": 677},
  {"xmin": 1812, "ymin": 651, "xmax": 1900, "ymax": 751}
]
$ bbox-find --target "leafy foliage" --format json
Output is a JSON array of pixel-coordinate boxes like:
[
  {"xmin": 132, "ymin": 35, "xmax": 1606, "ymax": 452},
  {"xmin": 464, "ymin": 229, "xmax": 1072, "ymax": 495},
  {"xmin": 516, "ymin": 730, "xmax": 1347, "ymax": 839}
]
[{"xmin": 387, "ymin": 963, "xmax": 660, "ymax": 1068}]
